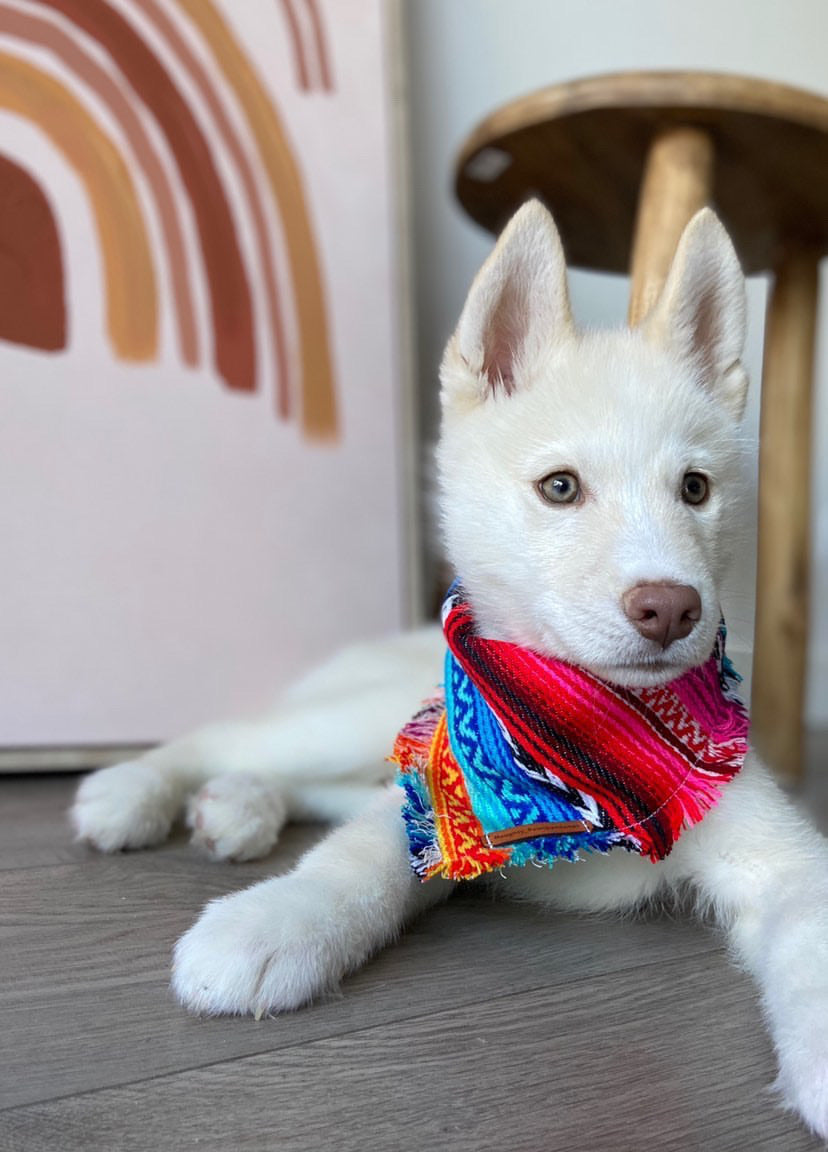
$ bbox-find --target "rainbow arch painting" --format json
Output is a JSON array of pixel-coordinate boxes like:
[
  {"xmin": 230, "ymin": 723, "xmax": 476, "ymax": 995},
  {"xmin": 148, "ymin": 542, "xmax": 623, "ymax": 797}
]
[{"xmin": 0, "ymin": 0, "xmax": 337, "ymax": 439}]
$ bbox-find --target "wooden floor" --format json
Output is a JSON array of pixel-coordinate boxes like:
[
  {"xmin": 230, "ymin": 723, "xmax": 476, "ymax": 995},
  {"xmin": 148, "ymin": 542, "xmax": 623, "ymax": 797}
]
[{"xmin": 2, "ymin": 738, "xmax": 827, "ymax": 1152}]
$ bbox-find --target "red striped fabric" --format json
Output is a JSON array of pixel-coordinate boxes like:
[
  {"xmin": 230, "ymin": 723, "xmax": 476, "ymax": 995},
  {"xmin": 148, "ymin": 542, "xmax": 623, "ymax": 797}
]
[{"xmin": 443, "ymin": 588, "xmax": 749, "ymax": 862}]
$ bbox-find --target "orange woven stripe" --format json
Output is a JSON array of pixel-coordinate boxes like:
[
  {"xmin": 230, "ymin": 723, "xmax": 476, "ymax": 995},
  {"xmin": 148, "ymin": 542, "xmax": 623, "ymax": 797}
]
[{"xmin": 427, "ymin": 713, "xmax": 509, "ymax": 879}]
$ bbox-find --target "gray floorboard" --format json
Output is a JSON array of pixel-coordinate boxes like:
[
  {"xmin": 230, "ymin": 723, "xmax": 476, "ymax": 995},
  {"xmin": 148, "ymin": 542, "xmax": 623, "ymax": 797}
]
[
  {"xmin": 1, "ymin": 740, "xmax": 826, "ymax": 1150},
  {"xmin": 0, "ymin": 963, "xmax": 818, "ymax": 1152}
]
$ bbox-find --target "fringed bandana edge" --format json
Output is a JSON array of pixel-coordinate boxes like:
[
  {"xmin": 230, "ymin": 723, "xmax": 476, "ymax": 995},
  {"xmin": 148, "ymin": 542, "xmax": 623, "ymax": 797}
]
[{"xmin": 392, "ymin": 585, "xmax": 750, "ymax": 882}]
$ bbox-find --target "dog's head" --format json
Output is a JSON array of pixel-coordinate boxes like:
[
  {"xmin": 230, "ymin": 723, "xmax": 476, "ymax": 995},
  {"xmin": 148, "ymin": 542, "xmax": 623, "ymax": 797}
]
[{"xmin": 437, "ymin": 200, "xmax": 749, "ymax": 686}]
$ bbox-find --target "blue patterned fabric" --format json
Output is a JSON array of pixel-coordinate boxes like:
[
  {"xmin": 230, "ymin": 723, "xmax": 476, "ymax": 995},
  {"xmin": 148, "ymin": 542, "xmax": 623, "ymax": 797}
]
[
  {"xmin": 444, "ymin": 650, "xmax": 628, "ymax": 864},
  {"xmin": 393, "ymin": 584, "xmax": 749, "ymax": 880}
]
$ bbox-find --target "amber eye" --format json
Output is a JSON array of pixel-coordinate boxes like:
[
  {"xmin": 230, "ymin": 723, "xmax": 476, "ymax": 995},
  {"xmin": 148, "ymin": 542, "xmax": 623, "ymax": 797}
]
[
  {"xmin": 681, "ymin": 471, "xmax": 709, "ymax": 505},
  {"xmin": 538, "ymin": 471, "xmax": 581, "ymax": 505}
]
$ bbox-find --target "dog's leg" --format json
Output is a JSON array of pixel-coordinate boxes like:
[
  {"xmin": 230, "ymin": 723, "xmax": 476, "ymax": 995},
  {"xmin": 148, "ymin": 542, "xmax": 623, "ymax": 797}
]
[
  {"xmin": 663, "ymin": 756, "xmax": 828, "ymax": 1140},
  {"xmin": 495, "ymin": 757, "xmax": 828, "ymax": 1138},
  {"xmin": 71, "ymin": 629, "xmax": 442, "ymax": 854},
  {"xmin": 171, "ymin": 784, "xmax": 452, "ymax": 1015},
  {"xmin": 70, "ymin": 708, "xmax": 397, "ymax": 855}
]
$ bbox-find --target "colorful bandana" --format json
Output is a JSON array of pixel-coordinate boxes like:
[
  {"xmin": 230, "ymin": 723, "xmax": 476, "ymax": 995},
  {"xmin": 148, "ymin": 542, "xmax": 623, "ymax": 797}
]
[{"xmin": 393, "ymin": 585, "xmax": 749, "ymax": 881}]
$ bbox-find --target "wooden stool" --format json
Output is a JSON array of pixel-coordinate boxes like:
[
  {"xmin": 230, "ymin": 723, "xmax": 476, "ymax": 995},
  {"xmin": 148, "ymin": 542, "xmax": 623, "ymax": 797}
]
[{"xmin": 455, "ymin": 72, "xmax": 828, "ymax": 780}]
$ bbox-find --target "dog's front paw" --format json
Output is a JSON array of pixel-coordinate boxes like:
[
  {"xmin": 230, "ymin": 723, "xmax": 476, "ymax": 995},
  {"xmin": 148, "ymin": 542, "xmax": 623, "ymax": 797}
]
[
  {"xmin": 71, "ymin": 760, "xmax": 180, "ymax": 852},
  {"xmin": 171, "ymin": 876, "xmax": 344, "ymax": 1016},
  {"xmin": 774, "ymin": 992, "xmax": 828, "ymax": 1140},
  {"xmin": 185, "ymin": 774, "xmax": 287, "ymax": 862}
]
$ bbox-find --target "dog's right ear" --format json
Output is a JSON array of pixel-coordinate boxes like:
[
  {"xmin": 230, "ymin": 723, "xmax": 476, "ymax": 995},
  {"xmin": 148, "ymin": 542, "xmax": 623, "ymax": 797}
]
[
  {"xmin": 441, "ymin": 200, "xmax": 574, "ymax": 407},
  {"xmin": 642, "ymin": 208, "xmax": 748, "ymax": 419}
]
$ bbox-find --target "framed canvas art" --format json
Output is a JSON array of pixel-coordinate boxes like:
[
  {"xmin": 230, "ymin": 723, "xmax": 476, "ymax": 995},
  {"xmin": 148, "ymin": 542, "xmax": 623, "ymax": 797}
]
[{"xmin": 0, "ymin": 0, "xmax": 416, "ymax": 766}]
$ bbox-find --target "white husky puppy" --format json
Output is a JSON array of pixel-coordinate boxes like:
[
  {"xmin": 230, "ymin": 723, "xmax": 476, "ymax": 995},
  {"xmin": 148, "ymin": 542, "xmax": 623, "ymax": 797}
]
[{"xmin": 73, "ymin": 202, "xmax": 828, "ymax": 1139}]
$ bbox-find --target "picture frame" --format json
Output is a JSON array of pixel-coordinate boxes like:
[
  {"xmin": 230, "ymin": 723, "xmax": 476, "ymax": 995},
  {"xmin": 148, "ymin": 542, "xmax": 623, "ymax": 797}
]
[{"xmin": 0, "ymin": 0, "xmax": 419, "ymax": 770}]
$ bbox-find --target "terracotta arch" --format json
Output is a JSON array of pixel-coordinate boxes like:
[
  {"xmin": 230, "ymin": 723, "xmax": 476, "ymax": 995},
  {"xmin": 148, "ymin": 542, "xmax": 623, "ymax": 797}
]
[
  {"xmin": 37, "ymin": 0, "xmax": 255, "ymax": 393},
  {"xmin": 0, "ymin": 153, "xmax": 65, "ymax": 352},
  {"xmin": 134, "ymin": 0, "xmax": 290, "ymax": 418},
  {"xmin": 0, "ymin": 52, "xmax": 156, "ymax": 359}
]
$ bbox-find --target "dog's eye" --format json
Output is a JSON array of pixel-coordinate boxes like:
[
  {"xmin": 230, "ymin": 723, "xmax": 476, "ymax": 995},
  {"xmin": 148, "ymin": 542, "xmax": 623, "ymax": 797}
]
[
  {"xmin": 681, "ymin": 471, "xmax": 709, "ymax": 505},
  {"xmin": 538, "ymin": 471, "xmax": 581, "ymax": 505}
]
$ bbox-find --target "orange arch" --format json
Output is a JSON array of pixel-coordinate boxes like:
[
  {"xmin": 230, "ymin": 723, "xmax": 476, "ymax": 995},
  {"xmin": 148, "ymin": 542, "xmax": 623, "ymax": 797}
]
[
  {"xmin": 0, "ymin": 3, "xmax": 196, "ymax": 364},
  {"xmin": 176, "ymin": 0, "xmax": 338, "ymax": 439},
  {"xmin": 0, "ymin": 52, "xmax": 157, "ymax": 359}
]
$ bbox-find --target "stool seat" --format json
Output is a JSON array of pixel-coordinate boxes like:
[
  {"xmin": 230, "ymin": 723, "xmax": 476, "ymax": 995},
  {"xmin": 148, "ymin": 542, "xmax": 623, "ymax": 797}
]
[{"xmin": 456, "ymin": 71, "xmax": 828, "ymax": 275}]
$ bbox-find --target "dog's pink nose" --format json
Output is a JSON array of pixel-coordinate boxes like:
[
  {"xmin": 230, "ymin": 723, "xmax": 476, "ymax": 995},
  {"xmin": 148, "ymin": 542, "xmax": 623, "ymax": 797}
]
[{"xmin": 622, "ymin": 582, "xmax": 702, "ymax": 649}]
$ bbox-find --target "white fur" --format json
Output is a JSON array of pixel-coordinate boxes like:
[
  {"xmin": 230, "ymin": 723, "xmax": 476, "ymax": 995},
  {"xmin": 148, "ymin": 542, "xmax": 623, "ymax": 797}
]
[
  {"xmin": 72, "ymin": 201, "xmax": 828, "ymax": 1140},
  {"xmin": 171, "ymin": 786, "xmax": 451, "ymax": 1016}
]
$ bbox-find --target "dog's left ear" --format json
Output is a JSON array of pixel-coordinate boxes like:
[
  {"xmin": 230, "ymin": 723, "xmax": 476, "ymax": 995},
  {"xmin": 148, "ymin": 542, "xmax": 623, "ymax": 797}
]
[
  {"xmin": 442, "ymin": 199, "xmax": 574, "ymax": 407},
  {"xmin": 643, "ymin": 208, "xmax": 748, "ymax": 420}
]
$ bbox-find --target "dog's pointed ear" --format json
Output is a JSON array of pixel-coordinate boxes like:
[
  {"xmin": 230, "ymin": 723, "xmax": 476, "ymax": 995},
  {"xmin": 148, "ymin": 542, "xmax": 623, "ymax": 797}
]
[
  {"xmin": 441, "ymin": 199, "xmax": 574, "ymax": 406},
  {"xmin": 643, "ymin": 208, "xmax": 748, "ymax": 419}
]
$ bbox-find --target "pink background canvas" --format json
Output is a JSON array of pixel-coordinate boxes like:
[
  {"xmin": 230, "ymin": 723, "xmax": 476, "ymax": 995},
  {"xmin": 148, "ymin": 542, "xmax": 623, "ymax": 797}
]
[{"xmin": 0, "ymin": 0, "xmax": 407, "ymax": 745}]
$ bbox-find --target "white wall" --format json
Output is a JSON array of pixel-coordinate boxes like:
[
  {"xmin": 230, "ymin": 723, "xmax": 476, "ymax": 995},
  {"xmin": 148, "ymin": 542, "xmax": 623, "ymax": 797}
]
[{"xmin": 405, "ymin": 0, "xmax": 828, "ymax": 726}]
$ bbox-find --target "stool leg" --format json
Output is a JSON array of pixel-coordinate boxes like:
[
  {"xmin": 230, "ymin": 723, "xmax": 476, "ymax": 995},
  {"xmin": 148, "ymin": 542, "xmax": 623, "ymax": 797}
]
[
  {"xmin": 627, "ymin": 126, "xmax": 714, "ymax": 326},
  {"xmin": 752, "ymin": 250, "xmax": 819, "ymax": 781}
]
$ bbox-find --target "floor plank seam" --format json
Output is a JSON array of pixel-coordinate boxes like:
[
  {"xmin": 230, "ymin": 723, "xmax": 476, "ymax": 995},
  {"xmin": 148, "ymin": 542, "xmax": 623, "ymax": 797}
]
[{"xmin": 0, "ymin": 945, "xmax": 739, "ymax": 1115}]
